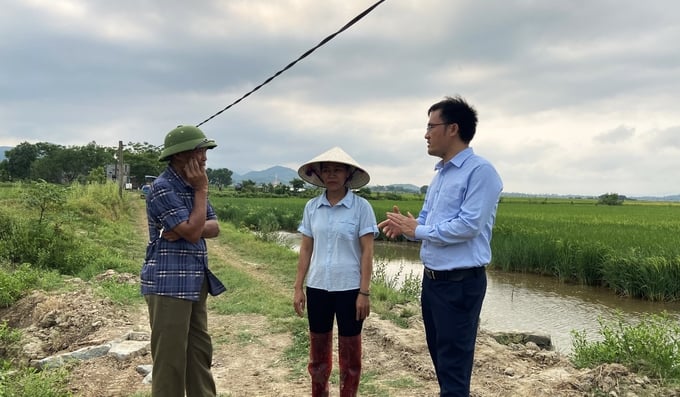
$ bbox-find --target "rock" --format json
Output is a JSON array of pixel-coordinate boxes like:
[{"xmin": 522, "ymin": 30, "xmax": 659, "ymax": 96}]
[
  {"xmin": 126, "ymin": 331, "xmax": 150, "ymax": 341},
  {"xmin": 525, "ymin": 341, "xmax": 540, "ymax": 351},
  {"xmin": 108, "ymin": 340, "xmax": 149, "ymax": 361},
  {"xmin": 38, "ymin": 310, "xmax": 59, "ymax": 328},
  {"xmin": 69, "ymin": 344, "xmax": 112, "ymax": 361},
  {"xmin": 136, "ymin": 364, "xmax": 153, "ymax": 376},
  {"xmin": 30, "ymin": 343, "xmax": 112, "ymax": 369},
  {"xmin": 490, "ymin": 331, "xmax": 553, "ymax": 350},
  {"xmin": 29, "ymin": 332, "xmax": 151, "ymax": 369}
]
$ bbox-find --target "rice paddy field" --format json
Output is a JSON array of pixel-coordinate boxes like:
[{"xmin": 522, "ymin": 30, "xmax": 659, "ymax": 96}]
[{"xmin": 210, "ymin": 194, "xmax": 680, "ymax": 302}]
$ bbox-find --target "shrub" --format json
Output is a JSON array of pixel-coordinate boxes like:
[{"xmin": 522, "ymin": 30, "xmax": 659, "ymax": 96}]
[
  {"xmin": 0, "ymin": 362, "xmax": 72, "ymax": 397},
  {"xmin": 571, "ymin": 312, "xmax": 680, "ymax": 383},
  {"xmin": 0, "ymin": 263, "xmax": 61, "ymax": 308}
]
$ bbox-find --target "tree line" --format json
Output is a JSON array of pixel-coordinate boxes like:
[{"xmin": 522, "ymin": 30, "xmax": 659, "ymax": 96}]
[
  {"xmin": 0, "ymin": 141, "xmax": 236, "ymax": 188},
  {"xmin": 0, "ymin": 141, "xmax": 417, "ymax": 198}
]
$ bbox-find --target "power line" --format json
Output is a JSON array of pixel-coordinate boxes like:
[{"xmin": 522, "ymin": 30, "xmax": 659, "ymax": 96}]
[{"xmin": 196, "ymin": 0, "xmax": 386, "ymax": 127}]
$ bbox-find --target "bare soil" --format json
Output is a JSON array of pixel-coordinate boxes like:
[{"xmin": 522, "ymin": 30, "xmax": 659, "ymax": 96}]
[{"xmin": 2, "ymin": 238, "xmax": 679, "ymax": 396}]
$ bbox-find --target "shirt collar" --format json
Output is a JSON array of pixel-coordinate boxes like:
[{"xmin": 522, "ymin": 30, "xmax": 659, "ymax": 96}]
[
  {"xmin": 318, "ymin": 190, "xmax": 354, "ymax": 208},
  {"xmin": 165, "ymin": 165, "xmax": 192, "ymax": 188},
  {"xmin": 434, "ymin": 147, "xmax": 474, "ymax": 171}
]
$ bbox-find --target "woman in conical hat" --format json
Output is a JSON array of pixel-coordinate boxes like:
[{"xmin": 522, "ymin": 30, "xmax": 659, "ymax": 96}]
[{"xmin": 293, "ymin": 147, "xmax": 378, "ymax": 397}]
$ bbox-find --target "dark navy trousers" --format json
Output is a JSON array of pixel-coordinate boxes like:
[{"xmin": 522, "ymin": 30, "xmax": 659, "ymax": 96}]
[{"xmin": 421, "ymin": 268, "xmax": 487, "ymax": 397}]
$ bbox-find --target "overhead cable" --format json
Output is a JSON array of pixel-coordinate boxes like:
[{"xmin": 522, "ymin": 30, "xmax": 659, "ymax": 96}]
[{"xmin": 196, "ymin": 0, "xmax": 386, "ymax": 127}]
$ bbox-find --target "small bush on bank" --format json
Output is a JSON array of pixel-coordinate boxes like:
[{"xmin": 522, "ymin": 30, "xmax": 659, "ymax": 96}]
[
  {"xmin": 0, "ymin": 209, "xmax": 92, "ymax": 275},
  {"xmin": 0, "ymin": 262, "xmax": 61, "ymax": 308},
  {"xmin": 0, "ymin": 362, "xmax": 72, "ymax": 397},
  {"xmin": 0, "ymin": 321, "xmax": 22, "ymax": 362},
  {"xmin": 571, "ymin": 312, "xmax": 680, "ymax": 383}
]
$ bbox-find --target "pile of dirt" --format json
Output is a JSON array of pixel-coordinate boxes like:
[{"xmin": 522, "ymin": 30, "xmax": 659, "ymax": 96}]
[
  {"xmin": 2, "ymin": 271, "xmax": 678, "ymax": 396},
  {"xmin": 0, "ymin": 277, "xmax": 140, "ymax": 361}
]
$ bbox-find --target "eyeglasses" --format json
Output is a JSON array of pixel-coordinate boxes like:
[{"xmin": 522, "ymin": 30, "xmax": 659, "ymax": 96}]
[{"xmin": 426, "ymin": 122, "xmax": 450, "ymax": 131}]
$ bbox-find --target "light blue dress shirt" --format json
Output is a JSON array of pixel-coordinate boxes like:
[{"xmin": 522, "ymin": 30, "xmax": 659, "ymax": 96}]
[
  {"xmin": 298, "ymin": 190, "xmax": 379, "ymax": 291},
  {"xmin": 414, "ymin": 147, "xmax": 503, "ymax": 270}
]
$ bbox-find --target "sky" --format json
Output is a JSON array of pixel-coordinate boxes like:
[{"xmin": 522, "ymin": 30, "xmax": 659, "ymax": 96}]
[{"xmin": 1, "ymin": 0, "xmax": 679, "ymax": 197}]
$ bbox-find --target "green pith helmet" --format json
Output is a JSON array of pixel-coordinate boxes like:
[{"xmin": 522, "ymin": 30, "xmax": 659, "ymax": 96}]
[{"xmin": 158, "ymin": 125, "xmax": 217, "ymax": 161}]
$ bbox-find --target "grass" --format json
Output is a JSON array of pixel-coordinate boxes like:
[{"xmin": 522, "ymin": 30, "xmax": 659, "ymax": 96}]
[
  {"xmin": 0, "ymin": 364, "xmax": 72, "ymax": 397},
  {"xmin": 572, "ymin": 311, "xmax": 680, "ymax": 384}
]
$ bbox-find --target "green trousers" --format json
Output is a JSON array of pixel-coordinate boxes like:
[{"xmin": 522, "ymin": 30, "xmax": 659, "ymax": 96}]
[{"xmin": 145, "ymin": 283, "xmax": 217, "ymax": 397}]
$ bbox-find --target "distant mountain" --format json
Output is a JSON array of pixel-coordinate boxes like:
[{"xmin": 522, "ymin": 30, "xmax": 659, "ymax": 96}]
[
  {"xmin": 231, "ymin": 166, "xmax": 425, "ymax": 193},
  {"xmin": 232, "ymin": 166, "xmax": 299, "ymax": 185},
  {"xmin": 0, "ymin": 146, "xmax": 12, "ymax": 161},
  {"xmin": 502, "ymin": 192, "xmax": 680, "ymax": 202},
  {"xmin": 632, "ymin": 194, "xmax": 680, "ymax": 202},
  {"xmin": 372, "ymin": 183, "xmax": 421, "ymax": 193}
]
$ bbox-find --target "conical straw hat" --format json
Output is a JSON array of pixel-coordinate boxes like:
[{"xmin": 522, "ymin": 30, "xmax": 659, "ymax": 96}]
[{"xmin": 297, "ymin": 146, "xmax": 370, "ymax": 189}]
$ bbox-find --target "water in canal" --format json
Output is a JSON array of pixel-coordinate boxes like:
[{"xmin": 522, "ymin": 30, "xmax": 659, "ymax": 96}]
[{"xmin": 374, "ymin": 241, "xmax": 680, "ymax": 354}]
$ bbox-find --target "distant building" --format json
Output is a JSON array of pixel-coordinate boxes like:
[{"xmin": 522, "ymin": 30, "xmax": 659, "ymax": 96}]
[{"xmin": 105, "ymin": 163, "xmax": 130, "ymax": 185}]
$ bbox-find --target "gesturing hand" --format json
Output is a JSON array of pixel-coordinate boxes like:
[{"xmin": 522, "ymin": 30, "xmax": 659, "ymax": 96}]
[{"xmin": 379, "ymin": 205, "xmax": 417, "ymax": 239}]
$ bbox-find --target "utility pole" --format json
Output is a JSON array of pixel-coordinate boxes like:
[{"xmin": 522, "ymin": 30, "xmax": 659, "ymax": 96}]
[{"xmin": 117, "ymin": 141, "xmax": 124, "ymax": 198}]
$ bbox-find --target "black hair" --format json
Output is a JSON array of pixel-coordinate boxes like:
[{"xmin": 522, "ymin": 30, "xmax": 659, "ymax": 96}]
[{"xmin": 428, "ymin": 95, "xmax": 478, "ymax": 143}]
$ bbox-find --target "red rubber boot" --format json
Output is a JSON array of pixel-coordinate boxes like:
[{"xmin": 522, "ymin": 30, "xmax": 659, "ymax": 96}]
[
  {"xmin": 338, "ymin": 334, "xmax": 362, "ymax": 397},
  {"xmin": 308, "ymin": 332, "xmax": 333, "ymax": 397}
]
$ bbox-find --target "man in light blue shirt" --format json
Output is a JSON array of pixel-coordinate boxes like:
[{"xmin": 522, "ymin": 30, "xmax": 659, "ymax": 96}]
[{"xmin": 379, "ymin": 96, "xmax": 503, "ymax": 397}]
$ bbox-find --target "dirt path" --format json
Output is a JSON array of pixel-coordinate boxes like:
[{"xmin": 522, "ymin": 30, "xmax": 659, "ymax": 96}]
[{"xmin": 2, "ymin": 203, "xmax": 677, "ymax": 396}]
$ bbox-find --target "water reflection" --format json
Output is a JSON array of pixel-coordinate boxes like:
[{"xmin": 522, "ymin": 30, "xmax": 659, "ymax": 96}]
[{"xmin": 374, "ymin": 241, "xmax": 680, "ymax": 354}]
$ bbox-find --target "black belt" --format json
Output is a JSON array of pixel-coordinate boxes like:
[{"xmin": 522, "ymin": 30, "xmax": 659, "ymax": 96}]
[{"xmin": 423, "ymin": 266, "xmax": 485, "ymax": 281}]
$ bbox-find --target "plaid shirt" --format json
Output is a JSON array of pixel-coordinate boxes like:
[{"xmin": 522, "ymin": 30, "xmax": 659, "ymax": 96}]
[{"xmin": 140, "ymin": 165, "xmax": 226, "ymax": 301}]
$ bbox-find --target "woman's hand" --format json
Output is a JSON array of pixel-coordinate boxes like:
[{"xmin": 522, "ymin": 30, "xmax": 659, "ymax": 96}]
[
  {"xmin": 356, "ymin": 294, "xmax": 370, "ymax": 321},
  {"xmin": 293, "ymin": 289, "xmax": 306, "ymax": 317}
]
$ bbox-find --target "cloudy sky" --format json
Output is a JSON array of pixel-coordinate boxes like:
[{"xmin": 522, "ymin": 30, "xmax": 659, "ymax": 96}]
[{"xmin": 1, "ymin": 0, "xmax": 678, "ymax": 196}]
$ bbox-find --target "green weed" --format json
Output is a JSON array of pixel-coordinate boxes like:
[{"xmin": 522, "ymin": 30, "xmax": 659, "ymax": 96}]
[{"xmin": 571, "ymin": 311, "xmax": 680, "ymax": 383}]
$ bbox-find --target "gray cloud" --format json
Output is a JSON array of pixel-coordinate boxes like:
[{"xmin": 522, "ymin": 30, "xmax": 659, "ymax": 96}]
[{"xmin": 1, "ymin": 0, "xmax": 679, "ymax": 196}]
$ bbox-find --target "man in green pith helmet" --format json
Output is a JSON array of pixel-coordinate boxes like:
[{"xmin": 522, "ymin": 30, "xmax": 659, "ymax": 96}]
[{"xmin": 140, "ymin": 125, "xmax": 226, "ymax": 397}]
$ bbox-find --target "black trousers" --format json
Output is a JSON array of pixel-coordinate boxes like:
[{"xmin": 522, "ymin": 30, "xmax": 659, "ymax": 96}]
[
  {"xmin": 306, "ymin": 287, "xmax": 363, "ymax": 336},
  {"xmin": 421, "ymin": 268, "xmax": 487, "ymax": 397}
]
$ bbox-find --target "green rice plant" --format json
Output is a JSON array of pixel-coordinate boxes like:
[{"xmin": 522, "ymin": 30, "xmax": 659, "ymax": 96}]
[
  {"xmin": 490, "ymin": 200, "xmax": 680, "ymax": 299},
  {"xmin": 602, "ymin": 253, "xmax": 680, "ymax": 301},
  {"xmin": 211, "ymin": 197, "xmax": 307, "ymax": 232},
  {"xmin": 571, "ymin": 311, "xmax": 680, "ymax": 383}
]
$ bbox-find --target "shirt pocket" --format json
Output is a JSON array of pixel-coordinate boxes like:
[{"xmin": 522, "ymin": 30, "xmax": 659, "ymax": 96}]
[
  {"xmin": 436, "ymin": 182, "xmax": 466, "ymax": 216},
  {"xmin": 335, "ymin": 220, "xmax": 358, "ymax": 240}
]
